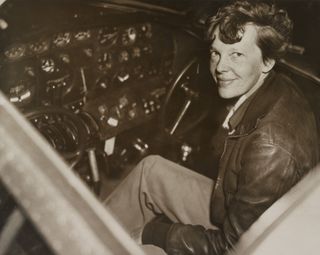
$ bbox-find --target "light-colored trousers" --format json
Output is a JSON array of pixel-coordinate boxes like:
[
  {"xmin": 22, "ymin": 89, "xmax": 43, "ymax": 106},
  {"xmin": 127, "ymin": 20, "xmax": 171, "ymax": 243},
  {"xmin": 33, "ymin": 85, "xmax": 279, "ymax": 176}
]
[{"xmin": 104, "ymin": 155, "xmax": 215, "ymax": 254}]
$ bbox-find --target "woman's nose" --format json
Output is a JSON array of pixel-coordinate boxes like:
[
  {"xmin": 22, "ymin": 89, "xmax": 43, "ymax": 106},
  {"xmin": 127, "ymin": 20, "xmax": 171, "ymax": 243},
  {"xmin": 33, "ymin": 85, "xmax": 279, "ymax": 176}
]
[{"xmin": 215, "ymin": 55, "xmax": 229, "ymax": 73}]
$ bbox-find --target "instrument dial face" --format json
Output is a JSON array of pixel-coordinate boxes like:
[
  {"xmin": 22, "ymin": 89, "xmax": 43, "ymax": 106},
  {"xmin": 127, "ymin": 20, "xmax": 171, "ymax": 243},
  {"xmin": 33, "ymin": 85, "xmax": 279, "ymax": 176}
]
[
  {"xmin": 141, "ymin": 23, "xmax": 152, "ymax": 38},
  {"xmin": 98, "ymin": 52, "xmax": 113, "ymax": 71},
  {"xmin": 9, "ymin": 81, "xmax": 33, "ymax": 103},
  {"xmin": 122, "ymin": 27, "xmax": 137, "ymax": 46},
  {"xmin": 118, "ymin": 50, "xmax": 129, "ymax": 63},
  {"xmin": 4, "ymin": 44, "xmax": 26, "ymax": 60},
  {"xmin": 41, "ymin": 58, "xmax": 55, "ymax": 73},
  {"xmin": 53, "ymin": 32, "xmax": 71, "ymax": 47},
  {"xmin": 98, "ymin": 27, "xmax": 118, "ymax": 46},
  {"xmin": 132, "ymin": 47, "xmax": 141, "ymax": 58},
  {"xmin": 6, "ymin": 65, "xmax": 36, "ymax": 106},
  {"xmin": 74, "ymin": 30, "xmax": 91, "ymax": 41},
  {"xmin": 29, "ymin": 40, "xmax": 50, "ymax": 54}
]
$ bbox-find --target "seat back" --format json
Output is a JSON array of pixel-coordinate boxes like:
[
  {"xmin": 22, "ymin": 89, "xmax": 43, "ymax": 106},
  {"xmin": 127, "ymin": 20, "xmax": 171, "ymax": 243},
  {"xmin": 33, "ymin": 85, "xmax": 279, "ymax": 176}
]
[
  {"xmin": 228, "ymin": 164, "xmax": 320, "ymax": 255},
  {"xmin": 275, "ymin": 56, "xmax": 320, "ymax": 149}
]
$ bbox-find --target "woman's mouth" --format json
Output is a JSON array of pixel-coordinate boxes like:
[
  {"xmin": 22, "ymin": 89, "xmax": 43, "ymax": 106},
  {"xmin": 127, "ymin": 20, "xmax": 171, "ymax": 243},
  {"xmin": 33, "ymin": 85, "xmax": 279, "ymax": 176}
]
[{"xmin": 217, "ymin": 78, "xmax": 235, "ymax": 87}]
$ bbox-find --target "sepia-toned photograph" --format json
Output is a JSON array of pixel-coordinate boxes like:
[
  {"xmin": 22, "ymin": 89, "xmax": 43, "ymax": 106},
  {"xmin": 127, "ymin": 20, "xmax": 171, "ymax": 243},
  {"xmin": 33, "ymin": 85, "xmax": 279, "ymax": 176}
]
[{"xmin": 0, "ymin": 0, "xmax": 319, "ymax": 254}]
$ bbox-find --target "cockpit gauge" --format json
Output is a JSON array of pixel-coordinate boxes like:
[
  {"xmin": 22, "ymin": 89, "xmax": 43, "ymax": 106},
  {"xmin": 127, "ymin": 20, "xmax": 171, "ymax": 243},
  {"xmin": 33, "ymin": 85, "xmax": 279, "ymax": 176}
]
[
  {"xmin": 98, "ymin": 52, "xmax": 113, "ymax": 71},
  {"xmin": 122, "ymin": 27, "xmax": 137, "ymax": 46},
  {"xmin": 29, "ymin": 40, "xmax": 50, "ymax": 54},
  {"xmin": 142, "ymin": 45, "xmax": 152, "ymax": 54},
  {"xmin": 132, "ymin": 47, "xmax": 141, "ymax": 58},
  {"xmin": 53, "ymin": 32, "xmax": 71, "ymax": 47},
  {"xmin": 74, "ymin": 30, "xmax": 91, "ymax": 41},
  {"xmin": 4, "ymin": 44, "xmax": 26, "ymax": 60},
  {"xmin": 116, "ymin": 68, "xmax": 130, "ymax": 83},
  {"xmin": 98, "ymin": 27, "xmax": 118, "ymax": 47},
  {"xmin": 41, "ymin": 58, "xmax": 55, "ymax": 73},
  {"xmin": 96, "ymin": 75, "xmax": 111, "ymax": 90},
  {"xmin": 118, "ymin": 50, "xmax": 129, "ymax": 63},
  {"xmin": 7, "ymin": 66, "xmax": 36, "ymax": 106},
  {"xmin": 59, "ymin": 53, "xmax": 71, "ymax": 64},
  {"xmin": 83, "ymin": 48, "xmax": 94, "ymax": 58},
  {"xmin": 141, "ymin": 23, "xmax": 152, "ymax": 38},
  {"xmin": 9, "ymin": 81, "xmax": 33, "ymax": 104}
]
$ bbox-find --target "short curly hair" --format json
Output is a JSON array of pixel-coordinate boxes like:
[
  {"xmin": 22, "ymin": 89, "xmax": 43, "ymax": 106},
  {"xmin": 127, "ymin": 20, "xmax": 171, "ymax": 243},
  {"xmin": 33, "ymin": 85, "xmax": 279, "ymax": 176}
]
[{"xmin": 206, "ymin": 0, "xmax": 293, "ymax": 62}]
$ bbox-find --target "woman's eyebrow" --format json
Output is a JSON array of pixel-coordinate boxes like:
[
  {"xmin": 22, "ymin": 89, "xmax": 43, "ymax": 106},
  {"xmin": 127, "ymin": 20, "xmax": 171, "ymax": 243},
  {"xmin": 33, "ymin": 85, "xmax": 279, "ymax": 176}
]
[{"xmin": 229, "ymin": 46, "xmax": 242, "ymax": 52}]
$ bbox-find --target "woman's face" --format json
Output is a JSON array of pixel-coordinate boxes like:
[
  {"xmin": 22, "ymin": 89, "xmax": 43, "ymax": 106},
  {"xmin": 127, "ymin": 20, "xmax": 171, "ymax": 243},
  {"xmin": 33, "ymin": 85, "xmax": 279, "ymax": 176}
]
[{"xmin": 209, "ymin": 24, "xmax": 274, "ymax": 99}]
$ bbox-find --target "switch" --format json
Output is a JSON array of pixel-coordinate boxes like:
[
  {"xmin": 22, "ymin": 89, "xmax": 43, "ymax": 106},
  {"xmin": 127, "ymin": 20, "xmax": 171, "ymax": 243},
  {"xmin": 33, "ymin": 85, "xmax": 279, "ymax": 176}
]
[
  {"xmin": 128, "ymin": 108, "xmax": 137, "ymax": 119},
  {"xmin": 107, "ymin": 117, "xmax": 119, "ymax": 127},
  {"xmin": 98, "ymin": 104, "xmax": 108, "ymax": 115},
  {"xmin": 119, "ymin": 96, "xmax": 129, "ymax": 109}
]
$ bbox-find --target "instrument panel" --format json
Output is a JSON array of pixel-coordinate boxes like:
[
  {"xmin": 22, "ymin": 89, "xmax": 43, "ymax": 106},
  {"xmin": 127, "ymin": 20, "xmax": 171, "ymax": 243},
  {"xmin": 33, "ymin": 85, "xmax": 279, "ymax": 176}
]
[{"xmin": 0, "ymin": 22, "xmax": 175, "ymax": 138}]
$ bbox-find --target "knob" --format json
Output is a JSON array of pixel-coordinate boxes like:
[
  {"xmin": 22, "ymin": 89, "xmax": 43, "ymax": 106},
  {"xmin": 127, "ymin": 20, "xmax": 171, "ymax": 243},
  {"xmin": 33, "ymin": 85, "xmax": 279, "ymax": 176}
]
[
  {"xmin": 107, "ymin": 117, "xmax": 118, "ymax": 127},
  {"xmin": 181, "ymin": 143, "xmax": 192, "ymax": 162}
]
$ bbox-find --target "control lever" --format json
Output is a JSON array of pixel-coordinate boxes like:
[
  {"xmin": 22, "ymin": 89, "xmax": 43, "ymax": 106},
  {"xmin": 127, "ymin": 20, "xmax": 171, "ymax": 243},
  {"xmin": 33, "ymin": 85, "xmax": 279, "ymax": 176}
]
[
  {"xmin": 88, "ymin": 149, "xmax": 101, "ymax": 195},
  {"xmin": 168, "ymin": 83, "xmax": 199, "ymax": 135}
]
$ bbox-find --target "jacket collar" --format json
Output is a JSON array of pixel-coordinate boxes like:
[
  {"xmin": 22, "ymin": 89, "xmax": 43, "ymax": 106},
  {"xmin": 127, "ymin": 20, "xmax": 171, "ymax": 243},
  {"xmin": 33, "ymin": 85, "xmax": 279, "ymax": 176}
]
[{"xmin": 228, "ymin": 70, "xmax": 279, "ymax": 136}]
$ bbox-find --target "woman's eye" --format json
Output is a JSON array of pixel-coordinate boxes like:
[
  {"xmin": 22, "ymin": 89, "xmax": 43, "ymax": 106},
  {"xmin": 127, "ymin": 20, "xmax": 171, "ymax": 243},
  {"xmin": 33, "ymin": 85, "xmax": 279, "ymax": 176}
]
[
  {"xmin": 232, "ymin": 52, "xmax": 243, "ymax": 57},
  {"xmin": 210, "ymin": 51, "xmax": 219, "ymax": 58}
]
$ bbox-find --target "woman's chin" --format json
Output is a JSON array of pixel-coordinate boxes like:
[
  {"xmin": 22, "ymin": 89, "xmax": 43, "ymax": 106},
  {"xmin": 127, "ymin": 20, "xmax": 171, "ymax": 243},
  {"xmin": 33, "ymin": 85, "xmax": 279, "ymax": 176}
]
[{"xmin": 218, "ymin": 88, "xmax": 239, "ymax": 99}]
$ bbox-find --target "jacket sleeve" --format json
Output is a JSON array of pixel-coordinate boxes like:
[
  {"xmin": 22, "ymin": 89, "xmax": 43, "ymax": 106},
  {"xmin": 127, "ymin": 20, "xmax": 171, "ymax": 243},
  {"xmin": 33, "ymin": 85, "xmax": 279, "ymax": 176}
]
[{"xmin": 142, "ymin": 141, "xmax": 301, "ymax": 255}]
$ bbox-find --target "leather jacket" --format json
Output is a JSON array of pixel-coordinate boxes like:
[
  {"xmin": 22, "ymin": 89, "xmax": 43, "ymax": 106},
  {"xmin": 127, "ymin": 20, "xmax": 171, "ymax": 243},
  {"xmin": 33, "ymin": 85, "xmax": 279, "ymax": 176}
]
[{"xmin": 142, "ymin": 71, "xmax": 319, "ymax": 255}]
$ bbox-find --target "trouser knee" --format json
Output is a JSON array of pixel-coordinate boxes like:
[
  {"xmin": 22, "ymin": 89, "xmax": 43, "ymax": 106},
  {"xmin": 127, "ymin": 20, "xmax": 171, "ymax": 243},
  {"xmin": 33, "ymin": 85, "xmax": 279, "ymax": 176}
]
[{"xmin": 134, "ymin": 155, "xmax": 164, "ymax": 180}]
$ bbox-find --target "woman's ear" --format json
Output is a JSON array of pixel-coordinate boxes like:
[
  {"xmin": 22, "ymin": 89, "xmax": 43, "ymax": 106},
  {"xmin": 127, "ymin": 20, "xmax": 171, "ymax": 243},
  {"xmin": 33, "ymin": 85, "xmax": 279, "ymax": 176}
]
[{"xmin": 262, "ymin": 58, "xmax": 276, "ymax": 73}]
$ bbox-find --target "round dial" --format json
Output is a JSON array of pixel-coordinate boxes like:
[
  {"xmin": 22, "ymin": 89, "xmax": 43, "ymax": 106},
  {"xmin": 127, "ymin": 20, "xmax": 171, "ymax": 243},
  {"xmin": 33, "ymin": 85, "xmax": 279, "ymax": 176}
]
[
  {"xmin": 53, "ymin": 32, "xmax": 71, "ymax": 47},
  {"xmin": 98, "ymin": 52, "xmax": 113, "ymax": 71},
  {"xmin": 141, "ymin": 23, "xmax": 152, "ymax": 38},
  {"xmin": 9, "ymin": 80, "xmax": 34, "ymax": 104},
  {"xmin": 74, "ymin": 30, "xmax": 91, "ymax": 41},
  {"xmin": 6, "ymin": 65, "xmax": 36, "ymax": 106},
  {"xmin": 122, "ymin": 27, "xmax": 137, "ymax": 46},
  {"xmin": 98, "ymin": 27, "xmax": 118, "ymax": 47},
  {"xmin": 132, "ymin": 47, "xmax": 141, "ymax": 58},
  {"xmin": 41, "ymin": 58, "xmax": 55, "ymax": 73},
  {"xmin": 118, "ymin": 50, "xmax": 129, "ymax": 63},
  {"xmin": 4, "ymin": 44, "xmax": 26, "ymax": 60},
  {"xmin": 29, "ymin": 40, "xmax": 50, "ymax": 54}
]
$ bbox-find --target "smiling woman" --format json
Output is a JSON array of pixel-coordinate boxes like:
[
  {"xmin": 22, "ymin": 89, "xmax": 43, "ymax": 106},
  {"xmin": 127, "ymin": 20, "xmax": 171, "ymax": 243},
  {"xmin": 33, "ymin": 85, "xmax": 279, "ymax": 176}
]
[
  {"xmin": 104, "ymin": 1, "xmax": 319, "ymax": 255},
  {"xmin": 0, "ymin": 0, "xmax": 319, "ymax": 255}
]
